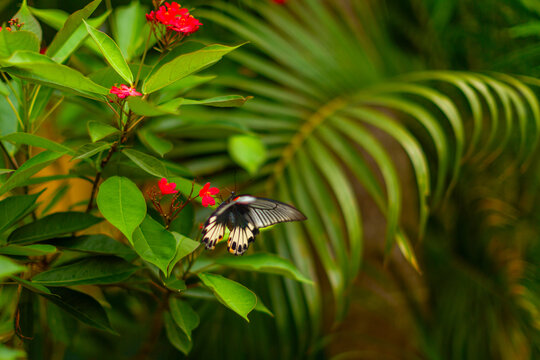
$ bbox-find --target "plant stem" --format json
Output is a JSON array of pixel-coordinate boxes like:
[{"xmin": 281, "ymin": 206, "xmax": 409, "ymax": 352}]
[
  {"xmin": 135, "ymin": 28, "xmax": 153, "ymax": 87},
  {"xmin": 85, "ymin": 141, "xmax": 119, "ymax": 212},
  {"xmin": 4, "ymin": 96, "xmax": 24, "ymax": 130},
  {"xmin": 0, "ymin": 140, "xmax": 18, "ymax": 169}
]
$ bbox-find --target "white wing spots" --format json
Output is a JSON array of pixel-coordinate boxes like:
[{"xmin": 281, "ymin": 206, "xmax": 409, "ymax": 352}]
[
  {"xmin": 228, "ymin": 226, "xmax": 256, "ymax": 256},
  {"xmin": 201, "ymin": 217, "xmax": 225, "ymax": 250}
]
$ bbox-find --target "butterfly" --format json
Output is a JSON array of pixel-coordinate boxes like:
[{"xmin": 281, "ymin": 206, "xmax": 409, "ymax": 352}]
[{"xmin": 201, "ymin": 193, "xmax": 307, "ymax": 255}]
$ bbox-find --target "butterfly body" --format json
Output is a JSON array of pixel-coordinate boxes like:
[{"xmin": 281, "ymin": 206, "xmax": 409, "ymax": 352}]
[{"xmin": 201, "ymin": 194, "xmax": 306, "ymax": 255}]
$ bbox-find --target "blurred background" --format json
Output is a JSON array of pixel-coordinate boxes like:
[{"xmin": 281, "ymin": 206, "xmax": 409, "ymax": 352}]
[{"xmin": 2, "ymin": 0, "xmax": 540, "ymax": 359}]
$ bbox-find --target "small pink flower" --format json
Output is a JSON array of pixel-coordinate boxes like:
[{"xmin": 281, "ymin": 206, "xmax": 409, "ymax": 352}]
[
  {"xmin": 159, "ymin": 178, "xmax": 178, "ymax": 195},
  {"xmin": 199, "ymin": 182, "xmax": 219, "ymax": 207},
  {"xmin": 109, "ymin": 84, "xmax": 142, "ymax": 99},
  {"xmin": 272, "ymin": 0, "xmax": 287, "ymax": 3}
]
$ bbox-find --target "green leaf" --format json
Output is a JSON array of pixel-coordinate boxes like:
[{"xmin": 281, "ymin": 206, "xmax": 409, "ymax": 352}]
[
  {"xmin": 73, "ymin": 142, "xmax": 111, "ymax": 160},
  {"xmin": 0, "ymin": 344, "xmax": 26, "ymax": 360},
  {"xmin": 0, "ymin": 244, "xmax": 56, "ymax": 256},
  {"xmin": 132, "ymin": 215, "xmax": 177, "ymax": 274},
  {"xmin": 138, "ymin": 129, "xmax": 173, "ymax": 157},
  {"xmin": 215, "ymin": 253, "xmax": 313, "ymax": 284},
  {"xmin": 143, "ymin": 43, "xmax": 243, "ymax": 93},
  {"xmin": 167, "ymin": 232, "xmax": 199, "ymax": 276},
  {"xmin": 10, "ymin": 276, "xmax": 52, "ymax": 295},
  {"xmin": 8, "ymin": 212, "xmax": 102, "ymax": 244},
  {"xmin": 163, "ymin": 311, "xmax": 192, "ymax": 355},
  {"xmin": 46, "ymin": 0, "xmax": 102, "ymax": 62},
  {"xmin": 161, "ymin": 275, "xmax": 186, "ymax": 292},
  {"xmin": 0, "ymin": 30, "xmax": 40, "ymax": 58},
  {"xmin": 111, "ymin": 1, "xmax": 148, "ymax": 61},
  {"xmin": 0, "ymin": 192, "xmax": 42, "ymax": 233},
  {"xmin": 83, "ymin": 20, "xmax": 133, "ymax": 84},
  {"xmin": 198, "ymin": 272, "xmax": 257, "ymax": 322},
  {"xmin": 42, "ymin": 287, "xmax": 115, "ymax": 333},
  {"xmin": 181, "ymin": 95, "xmax": 253, "ymax": 107},
  {"xmin": 0, "ymin": 255, "xmax": 25, "ymax": 279},
  {"xmin": 46, "ymin": 234, "xmax": 136, "ymax": 261},
  {"xmin": 127, "ymin": 96, "xmax": 180, "ymax": 116},
  {"xmin": 169, "ymin": 297, "xmax": 199, "ymax": 340},
  {"xmin": 0, "ymin": 169, "xmax": 13, "ymax": 175},
  {"xmin": 87, "ymin": 121, "xmax": 119, "ymax": 142},
  {"xmin": 0, "ymin": 51, "xmax": 108, "ymax": 97},
  {"xmin": 96, "ymin": 176, "xmax": 146, "ymax": 242},
  {"xmin": 228, "ymin": 135, "xmax": 267, "ymax": 174},
  {"xmin": 122, "ymin": 148, "xmax": 169, "ymax": 178},
  {"xmin": 254, "ymin": 297, "xmax": 273, "ymax": 317},
  {"xmin": 14, "ymin": 0, "xmax": 42, "ymax": 42},
  {"xmin": 0, "ymin": 151, "xmax": 64, "ymax": 196},
  {"xmin": 2, "ymin": 132, "xmax": 74, "ymax": 154},
  {"xmin": 32, "ymin": 256, "xmax": 138, "ymax": 286}
]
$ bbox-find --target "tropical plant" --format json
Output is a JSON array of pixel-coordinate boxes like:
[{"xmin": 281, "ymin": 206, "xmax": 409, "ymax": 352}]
[
  {"xmin": 0, "ymin": 1, "xmax": 313, "ymax": 359},
  {"xmin": 154, "ymin": 0, "xmax": 540, "ymax": 358}
]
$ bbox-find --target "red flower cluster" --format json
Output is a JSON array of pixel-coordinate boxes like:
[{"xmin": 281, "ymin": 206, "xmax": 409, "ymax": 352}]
[
  {"xmin": 158, "ymin": 178, "xmax": 178, "ymax": 195},
  {"xmin": 199, "ymin": 182, "xmax": 219, "ymax": 207},
  {"xmin": 109, "ymin": 84, "xmax": 142, "ymax": 99},
  {"xmin": 146, "ymin": 2, "xmax": 202, "ymax": 35},
  {"xmin": 0, "ymin": 27, "xmax": 11, "ymax": 32}
]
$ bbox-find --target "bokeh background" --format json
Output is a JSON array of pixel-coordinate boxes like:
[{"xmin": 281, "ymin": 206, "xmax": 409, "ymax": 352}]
[{"xmin": 2, "ymin": 0, "xmax": 540, "ymax": 359}]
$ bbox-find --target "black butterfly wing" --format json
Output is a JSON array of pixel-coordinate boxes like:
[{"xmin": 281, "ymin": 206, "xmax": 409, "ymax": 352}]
[
  {"xmin": 240, "ymin": 197, "xmax": 307, "ymax": 229},
  {"xmin": 201, "ymin": 195, "xmax": 306, "ymax": 256},
  {"xmin": 225, "ymin": 204, "xmax": 259, "ymax": 256},
  {"xmin": 200, "ymin": 202, "xmax": 228, "ymax": 250}
]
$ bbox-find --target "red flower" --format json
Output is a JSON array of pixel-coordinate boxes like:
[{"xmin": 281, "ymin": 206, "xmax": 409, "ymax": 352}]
[
  {"xmin": 272, "ymin": 0, "xmax": 287, "ymax": 3},
  {"xmin": 159, "ymin": 178, "xmax": 178, "ymax": 195},
  {"xmin": 109, "ymin": 84, "xmax": 142, "ymax": 99},
  {"xmin": 146, "ymin": 11, "xmax": 156, "ymax": 22},
  {"xmin": 169, "ymin": 14, "xmax": 202, "ymax": 34},
  {"xmin": 199, "ymin": 182, "xmax": 219, "ymax": 207},
  {"xmin": 146, "ymin": 2, "xmax": 202, "ymax": 35},
  {"xmin": 0, "ymin": 27, "xmax": 12, "ymax": 32}
]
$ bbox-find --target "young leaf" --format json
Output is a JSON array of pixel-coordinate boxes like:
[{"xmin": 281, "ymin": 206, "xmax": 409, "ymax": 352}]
[
  {"xmin": 8, "ymin": 212, "xmax": 102, "ymax": 244},
  {"xmin": 0, "ymin": 30, "xmax": 40, "ymax": 58},
  {"xmin": 169, "ymin": 297, "xmax": 199, "ymax": 340},
  {"xmin": 42, "ymin": 287, "xmax": 115, "ymax": 333},
  {"xmin": 163, "ymin": 311, "xmax": 192, "ymax": 355},
  {"xmin": 14, "ymin": 0, "xmax": 42, "ymax": 42},
  {"xmin": 215, "ymin": 253, "xmax": 313, "ymax": 284},
  {"xmin": 138, "ymin": 129, "xmax": 173, "ymax": 157},
  {"xmin": 167, "ymin": 232, "xmax": 199, "ymax": 276},
  {"xmin": 0, "ymin": 151, "xmax": 64, "ymax": 196},
  {"xmin": 228, "ymin": 135, "xmax": 267, "ymax": 174},
  {"xmin": 96, "ymin": 176, "xmax": 146, "ymax": 242},
  {"xmin": 0, "ymin": 192, "xmax": 42, "ymax": 233},
  {"xmin": 0, "ymin": 244, "xmax": 56, "ymax": 256},
  {"xmin": 180, "ymin": 95, "xmax": 253, "ymax": 107},
  {"xmin": 46, "ymin": 234, "xmax": 136, "ymax": 261},
  {"xmin": 131, "ymin": 215, "xmax": 176, "ymax": 274},
  {"xmin": 73, "ymin": 142, "xmax": 111, "ymax": 160},
  {"xmin": 0, "ymin": 255, "xmax": 25, "ymax": 279},
  {"xmin": 197, "ymin": 272, "xmax": 257, "ymax": 322},
  {"xmin": 2, "ymin": 132, "xmax": 74, "ymax": 154},
  {"xmin": 87, "ymin": 121, "xmax": 119, "ymax": 142},
  {"xmin": 32, "ymin": 256, "xmax": 138, "ymax": 286},
  {"xmin": 83, "ymin": 20, "xmax": 133, "ymax": 84},
  {"xmin": 122, "ymin": 149, "xmax": 169, "ymax": 178},
  {"xmin": 143, "ymin": 43, "xmax": 243, "ymax": 93},
  {"xmin": 46, "ymin": 0, "xmax": 102, "ymax": 62}
]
